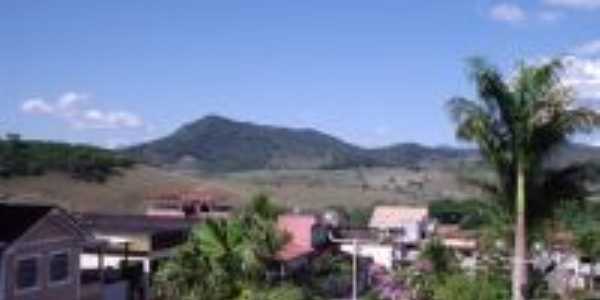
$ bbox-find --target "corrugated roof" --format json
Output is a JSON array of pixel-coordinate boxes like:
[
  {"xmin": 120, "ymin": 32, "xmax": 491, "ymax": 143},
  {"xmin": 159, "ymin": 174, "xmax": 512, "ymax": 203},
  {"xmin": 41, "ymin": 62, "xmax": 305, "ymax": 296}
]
[{"xmin": 369, "ymin": 206, "xmax": 428, "ymax": 229}]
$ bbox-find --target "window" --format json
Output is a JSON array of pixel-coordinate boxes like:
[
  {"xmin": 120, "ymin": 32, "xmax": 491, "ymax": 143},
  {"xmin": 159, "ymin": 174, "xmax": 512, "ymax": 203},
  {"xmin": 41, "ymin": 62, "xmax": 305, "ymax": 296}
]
[
  {"xmin": 49, "ymin": 252, "xmax": 69, "ymax": 283},
  {"xmin": 16, "ymin": 257, "xmax": 38, "ymax": 290}
]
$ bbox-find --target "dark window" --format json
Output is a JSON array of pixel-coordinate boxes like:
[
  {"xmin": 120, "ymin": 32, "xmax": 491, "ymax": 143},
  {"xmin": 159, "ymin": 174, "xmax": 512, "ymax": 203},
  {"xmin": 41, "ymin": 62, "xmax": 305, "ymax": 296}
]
[
  {"xmin": 50, "ymin": 253, "xmax": 69, "ymax": 282},
  {"xmin": 16, "ymin": 257, "xmax": 38, "ymax": 290}
]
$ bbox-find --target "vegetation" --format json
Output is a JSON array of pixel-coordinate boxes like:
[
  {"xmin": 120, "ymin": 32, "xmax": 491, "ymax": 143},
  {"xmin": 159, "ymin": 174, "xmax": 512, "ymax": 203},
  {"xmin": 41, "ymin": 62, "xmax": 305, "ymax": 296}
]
[
  {"xmin": 432, "ymin": 273, "xmax": 509, "ymax": 300},
  {"xmin": 429, "ymin": 199, "xmax": 501, "ymax": 229},
  {"xmin": 557, "ymin": 202, "xmax": 600, "ymax": 293},
  {"xmin": 154, "ymin": 195, "xmax": 290, "ymax": 300},
  {"xmin": 397, "ymin": 239, "xmax": 510, "ymax": 300},
  {"xmin": 448, "ymin": 58, "xmax": 600, "ymax": 300},
  {"xmin": 303, "ymin": 252, "xmax": 355, "ymax": 298},
  {"xmin": 124, "ymin": 115, "xmax": 476, "ymax": 172},
  {"xmin": 0, "ymin": 134, "xmax": 134, "ymax": 182}
]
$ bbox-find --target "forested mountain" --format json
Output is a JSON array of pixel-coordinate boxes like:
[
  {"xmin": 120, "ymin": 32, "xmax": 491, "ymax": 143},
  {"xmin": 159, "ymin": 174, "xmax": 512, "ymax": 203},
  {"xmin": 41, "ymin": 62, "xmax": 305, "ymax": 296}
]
[
  {"xmin": 124, "ymin": 115, "xmax": 477, "ymax": 172},
  {"xmin": 125, "ymin": 115, "xmax": 600, "ymax": 173}
]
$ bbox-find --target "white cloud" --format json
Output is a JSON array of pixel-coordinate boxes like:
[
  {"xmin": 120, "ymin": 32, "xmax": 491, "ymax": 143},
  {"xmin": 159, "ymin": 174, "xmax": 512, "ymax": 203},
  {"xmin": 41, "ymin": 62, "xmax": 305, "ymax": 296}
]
[
  {"xmin": 20, "ymin": 91, "xmax": 144, "ymax": 130},
  {"xmin": 562, "ymin": 56, "xmax": 600, "ymax": 100},
  {"xmin": 79, "ymin": 110, "xmax": 143, "ymax": 129},
  {"xmin": 544, "ymin": 0, "xmax": 600, "ymax": 9},
  {"xmin": 490, "ymin": 3, "xmax": 527, "ymax": 23},
  {"xmin": 57, "ymin": 91, "xmax": 87, "ymax": 110},
  {"xmin": 573, "ymin": 40, "xmax": 600, "ymax": 56},
  {"xmin": 21, "ymin": 98, "xmax": 54, "ymax": 115}
]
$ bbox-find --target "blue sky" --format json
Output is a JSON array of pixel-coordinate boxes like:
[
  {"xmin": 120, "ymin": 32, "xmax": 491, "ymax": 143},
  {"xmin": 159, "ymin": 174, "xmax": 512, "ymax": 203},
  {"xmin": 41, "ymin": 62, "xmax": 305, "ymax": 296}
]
[{"xmin": 1, "ymin": 1, "xmax": 600, "ymax": 148}]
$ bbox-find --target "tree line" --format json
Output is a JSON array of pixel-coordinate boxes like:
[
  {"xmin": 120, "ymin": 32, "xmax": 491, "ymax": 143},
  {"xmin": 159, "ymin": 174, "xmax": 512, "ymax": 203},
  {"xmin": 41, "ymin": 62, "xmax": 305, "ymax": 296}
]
[{"xmin": 0, "ymin": 134, "xmax": 134, "ymax": 182}]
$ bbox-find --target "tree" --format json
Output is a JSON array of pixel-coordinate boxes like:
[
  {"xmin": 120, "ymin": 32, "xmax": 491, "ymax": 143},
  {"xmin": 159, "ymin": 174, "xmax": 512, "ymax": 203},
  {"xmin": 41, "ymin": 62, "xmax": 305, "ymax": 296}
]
[
  {"xmin": 419, "ymin": 239, "xmax": 458, "ymax": 276},
  {"xmin": 154, "ymin": 195, "xmax": 288, "ymax": 300},
  {"xmin": 448, "ymin": 58, "xmax": 600, "ymax": 300}
]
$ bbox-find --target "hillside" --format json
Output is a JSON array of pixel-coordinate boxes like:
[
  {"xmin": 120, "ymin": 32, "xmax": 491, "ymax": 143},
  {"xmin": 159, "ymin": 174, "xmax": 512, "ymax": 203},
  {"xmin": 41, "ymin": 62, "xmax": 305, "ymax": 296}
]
[
  {"xmin": 6, "ymin": 116, "xmax": 600, "ymax": 215},
  {"xmin": 0, "ymin": 165, "xmax": 487, "ymax": 215},
  {"xmin": 125, "ymin": 115, "xmax": 476, "ymax": 172},
  {"xmin": 0, "ymin": 166, "xmax": 214, "ymax": 213},
  {"xmin": 0, "ymin": 136, "xmax": 134, "ymax": 182}
]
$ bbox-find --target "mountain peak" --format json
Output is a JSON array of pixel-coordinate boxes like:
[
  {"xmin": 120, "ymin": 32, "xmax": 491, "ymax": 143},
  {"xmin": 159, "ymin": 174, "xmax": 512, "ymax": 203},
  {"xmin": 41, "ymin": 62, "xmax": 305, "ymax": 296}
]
[
  {"xmin": 124, "ymin": 116, "xmax": 476, "ymax": 172},
  {"xmin": 187, "ymin": 114, "xmax": 237, "ymax": 127}
]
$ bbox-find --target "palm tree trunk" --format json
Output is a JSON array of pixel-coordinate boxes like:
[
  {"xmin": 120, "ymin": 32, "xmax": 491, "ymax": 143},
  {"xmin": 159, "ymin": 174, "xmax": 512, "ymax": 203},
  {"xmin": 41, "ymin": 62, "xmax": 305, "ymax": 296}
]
[{"xmin": 512, "ymin": 163, "xmax": 527, "ymax": 300}]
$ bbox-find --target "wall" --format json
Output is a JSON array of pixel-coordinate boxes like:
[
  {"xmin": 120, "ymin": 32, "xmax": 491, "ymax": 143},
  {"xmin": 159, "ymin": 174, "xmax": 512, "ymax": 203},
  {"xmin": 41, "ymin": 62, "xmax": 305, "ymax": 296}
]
[
  {"xmin": 341, "ymin": 243, "xmax": 394, "ymax": 269},
  {"xmin": 4, "ymin": 240, "xmax": 81, "ymax": 300},
  {"xmin": 3, "ymin": 212, "xmax": 84, "ymax": 300}
]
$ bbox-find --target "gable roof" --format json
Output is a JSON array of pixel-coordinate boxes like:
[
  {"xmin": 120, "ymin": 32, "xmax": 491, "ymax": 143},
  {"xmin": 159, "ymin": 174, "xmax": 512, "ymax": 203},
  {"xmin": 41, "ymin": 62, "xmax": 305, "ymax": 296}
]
[
  {"xmin": 0, "ymin": 202, "xmax": 54, "ymax": 244},
  {"xmin": 369, "ymin": 206, "xmax": 428, "ymax": 229}
]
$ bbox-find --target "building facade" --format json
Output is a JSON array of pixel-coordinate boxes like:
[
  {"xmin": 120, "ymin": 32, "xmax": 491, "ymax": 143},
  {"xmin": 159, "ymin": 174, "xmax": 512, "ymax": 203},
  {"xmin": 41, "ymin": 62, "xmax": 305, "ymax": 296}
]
[{"xmin": 0, "ymin": 203, "xmax": 94, "ymax": 300}]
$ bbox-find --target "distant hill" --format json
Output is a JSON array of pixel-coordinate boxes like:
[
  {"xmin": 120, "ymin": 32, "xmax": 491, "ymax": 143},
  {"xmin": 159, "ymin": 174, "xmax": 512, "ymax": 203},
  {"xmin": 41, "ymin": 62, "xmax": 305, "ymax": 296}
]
[
  {"xmin": 7, "ymin": 117, "xmax": 600, "ymax": 214},
  {"xmin": 124, "ymin": 115, "xmax": 478, "ymax": 172},
  {"xmin": 0, "ymin": 136, "xmax": 134, "ymax": 182}
]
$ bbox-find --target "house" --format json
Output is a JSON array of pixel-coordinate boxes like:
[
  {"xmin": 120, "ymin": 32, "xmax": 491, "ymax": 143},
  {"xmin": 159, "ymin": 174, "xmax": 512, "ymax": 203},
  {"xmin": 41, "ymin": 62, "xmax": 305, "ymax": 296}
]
[
  {"xmin": 0, "ymin": 202, "xmax": 96, "ymax": 300},
  {"xmin": 273, "ymin": 213, "xmax": 330, "ymax": 277},
  {"xmin": 368, "ymin": 206, "xmax": 431, "ymax": 264},
  {"xmin": 534, "ymin": 231, "xmax": 600, "ymax": 296},
  {"xmin": 369, "ymin": 206, "xmax": 429, "ymax": 242},
  {"xmin": 434, "ymin": 225, "xmax": 479, "ymax": 270},
  {"xmin": 333, "ymin": 228, "xmax": 394, "ymax": 269},
  {"xmin": 78, "ymin": 213, "xmax": 200, "ymax": 300},
  {"xmin": 145, "ymin": 186, "xmax": 233, "ymax": 219}
]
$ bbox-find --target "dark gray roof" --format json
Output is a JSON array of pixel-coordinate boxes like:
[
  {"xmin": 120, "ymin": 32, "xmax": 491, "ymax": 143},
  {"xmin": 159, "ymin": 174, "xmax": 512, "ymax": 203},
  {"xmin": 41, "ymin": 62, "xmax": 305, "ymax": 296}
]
[
  {"xmin": 76, "ymin": 213, "xmax": 201, "ymax": 234},
  {"xmin": 0, "ymin": 202, "xmax": 54, "ymax": 243}
]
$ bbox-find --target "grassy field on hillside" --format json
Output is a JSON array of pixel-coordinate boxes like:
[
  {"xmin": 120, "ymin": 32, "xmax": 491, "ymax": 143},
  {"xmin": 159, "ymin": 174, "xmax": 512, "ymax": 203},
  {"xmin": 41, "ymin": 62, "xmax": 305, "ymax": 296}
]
[{"xmin": 0, "ymin": 165, "xmax": 489, "ymax": 214}]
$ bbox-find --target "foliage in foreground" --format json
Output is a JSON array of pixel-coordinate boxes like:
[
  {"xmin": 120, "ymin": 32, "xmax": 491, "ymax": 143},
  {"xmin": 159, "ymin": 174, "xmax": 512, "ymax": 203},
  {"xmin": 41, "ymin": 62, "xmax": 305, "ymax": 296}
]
[
  {"xmin": 153, "ymin": 195, "xmax": 313, "ymax": 300},
  {"xmin": 394, "ymin": 239, "xmax": 510, "ymax": 300}
]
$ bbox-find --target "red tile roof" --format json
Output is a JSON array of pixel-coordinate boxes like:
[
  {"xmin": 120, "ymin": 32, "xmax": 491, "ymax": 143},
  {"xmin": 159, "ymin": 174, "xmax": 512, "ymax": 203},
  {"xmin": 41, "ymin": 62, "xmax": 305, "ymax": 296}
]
[{"xmin": 276, "ymin": 214, "xmax": 317, "ymax": 261}]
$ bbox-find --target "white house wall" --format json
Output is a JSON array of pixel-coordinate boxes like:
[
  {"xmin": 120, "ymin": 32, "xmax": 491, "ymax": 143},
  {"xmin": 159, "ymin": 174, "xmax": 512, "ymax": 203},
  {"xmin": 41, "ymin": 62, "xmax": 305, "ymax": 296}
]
[
  {"xmin": 81, "ymin": 253, "xmax": 151, "ymax": 273},
  {"xmin": 341, "ymin": 243, "xmax": 394, "ymax": 269}
]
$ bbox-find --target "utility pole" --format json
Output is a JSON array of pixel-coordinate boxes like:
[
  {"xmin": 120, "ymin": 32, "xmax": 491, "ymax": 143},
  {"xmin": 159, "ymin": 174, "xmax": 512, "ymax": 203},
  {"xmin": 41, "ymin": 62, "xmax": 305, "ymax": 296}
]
[
  {"xmin": 352, "ymin": 239, "xmax": 358, "ymax": 300},
  {"xmin": 329, "ymin": 232, "xmax": 370, "ymax": 300}
]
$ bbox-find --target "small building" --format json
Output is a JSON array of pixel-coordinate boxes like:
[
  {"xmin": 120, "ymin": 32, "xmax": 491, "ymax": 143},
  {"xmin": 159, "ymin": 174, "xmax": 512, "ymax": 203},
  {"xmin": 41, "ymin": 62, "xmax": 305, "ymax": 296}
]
[
  {"xmin": 369, "ymin": 206, "xmax": 429, "ymax": 244},
  {"xmin": 273, "ymin": 213, "xmax": 330, "ymax": 278},
  {"xmin": 0, "ymin": 202, "xmax": 96, "ymax": 300},
  {"xmin": 145, "ymin": 186, "xmax": 233, "ymax": 219},
  {"xmin": 78, "ymin": 213, "xmax": 200, "ymax": 300},
  {"xmin": 334, "ymin": 228, "xmax": 395, "ymax": 269},
  {"xmin": 434, "ymin": 225, "xmax": 479, "ymax": 270},
  {"xmin": 368, "ymin": 206, "xmax": 430, "ymax": 265}
]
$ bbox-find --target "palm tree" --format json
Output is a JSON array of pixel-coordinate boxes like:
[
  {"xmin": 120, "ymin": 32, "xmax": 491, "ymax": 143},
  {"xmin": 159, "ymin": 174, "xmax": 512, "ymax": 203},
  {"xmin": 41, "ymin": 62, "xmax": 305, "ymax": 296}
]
[
  {"xmin": 448, "ymin": 58, "xmax": 600, "ymax": 300},
  {"xmin": 154, "ymin": 195, "xmax": 287, "ymax": 300}
]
